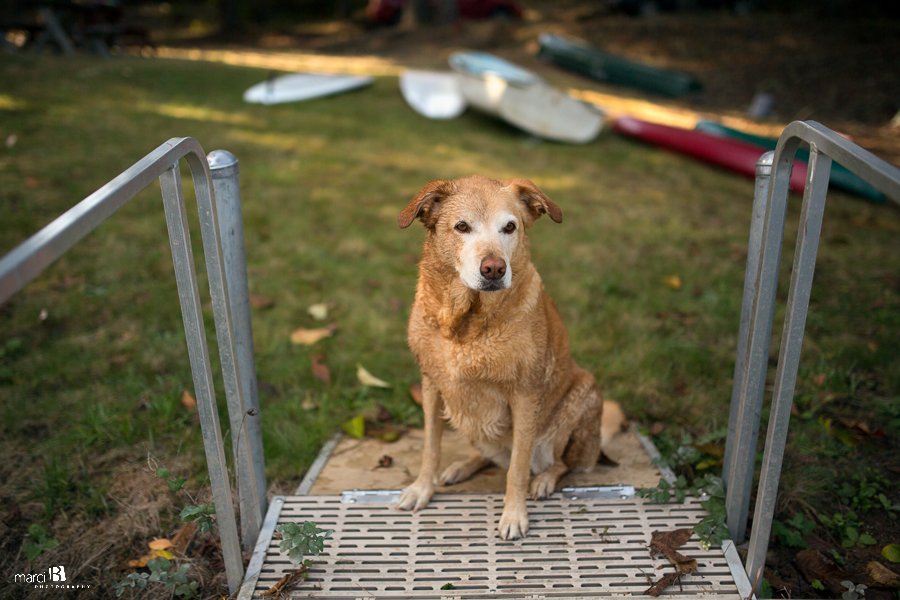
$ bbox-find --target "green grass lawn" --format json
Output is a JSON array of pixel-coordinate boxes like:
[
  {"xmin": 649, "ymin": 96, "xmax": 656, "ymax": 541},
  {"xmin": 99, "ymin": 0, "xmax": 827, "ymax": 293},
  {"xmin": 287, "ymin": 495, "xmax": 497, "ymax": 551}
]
[{"xmin": 1, "ymin": 54, "xmax": 898, "ymax": 597}]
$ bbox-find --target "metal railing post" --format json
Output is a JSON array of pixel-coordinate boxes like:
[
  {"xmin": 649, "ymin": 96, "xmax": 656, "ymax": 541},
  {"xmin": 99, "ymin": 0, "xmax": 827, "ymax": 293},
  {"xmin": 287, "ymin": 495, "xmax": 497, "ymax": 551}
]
[
  {"xmin": 724, "ymin": 134, "xmax": 803, "ymax": 543},
  {"xmin": 723, "ymin": 151, "xmax": 774, "ymax": 491},
  {"xmin": 722, "ymin": 152, "xmax": 775, "ymax": 542},
  {"xmin": 208, "ymin": 150, "xmax": 267, "ymax": 550},
  {"xmin": 744, "ymin": 145, "xmax": 832, "ymax": 582},
  {"xmin": 159, "ymin": 159, "xmax": 244, "ymax": 593}
]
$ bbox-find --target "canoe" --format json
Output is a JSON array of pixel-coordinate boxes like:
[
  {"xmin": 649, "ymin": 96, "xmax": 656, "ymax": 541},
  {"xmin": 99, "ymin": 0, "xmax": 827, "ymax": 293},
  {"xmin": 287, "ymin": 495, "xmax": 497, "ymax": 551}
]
[
  {"xmin": 695, "ymin": 121, "xmax": 886, "ymax": 203},
  {"xmin": 399, "ymin": 70, "xmax": 467, "ymax": 120},
  {"xmin": 538, "ymin": 33, "xmax": 702, "ymax": 98},
  {"xmin": 449, "ymin": 51, "xmax": 604, "ymax": 144},
  {"xmin": 613, "ymin": 116, "xmax": 807, "ymax": 193},
  {"xmin": 243, "ymin": 73, "xmax": 374, "ymax": 105},
  {"xmin": 448, "ymin": 51, "xmax": 541, "ymax": 87}
]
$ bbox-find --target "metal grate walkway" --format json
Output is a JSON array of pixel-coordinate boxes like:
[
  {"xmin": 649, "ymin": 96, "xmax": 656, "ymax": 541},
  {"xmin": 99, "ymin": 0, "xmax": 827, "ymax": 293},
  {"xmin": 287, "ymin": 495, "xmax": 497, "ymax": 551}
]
[{"xmin": 242, "ymin": 493, "xmax": 749, "ymax": 598}]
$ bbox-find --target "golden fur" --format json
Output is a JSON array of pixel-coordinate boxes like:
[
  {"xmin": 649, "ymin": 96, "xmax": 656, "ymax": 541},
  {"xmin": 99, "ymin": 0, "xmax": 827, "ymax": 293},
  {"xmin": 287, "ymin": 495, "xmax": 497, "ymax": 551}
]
[{"xmin": 396, "ymin": 175, "xmax": 616, "ymax": 540}]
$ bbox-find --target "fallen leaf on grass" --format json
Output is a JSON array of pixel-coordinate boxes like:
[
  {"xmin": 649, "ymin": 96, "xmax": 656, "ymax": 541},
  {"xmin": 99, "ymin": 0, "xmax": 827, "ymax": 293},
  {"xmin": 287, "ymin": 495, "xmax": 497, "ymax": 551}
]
[
  {"xmin": 310, "ymin": 354, "xmax": 331, "ymax": 384},
  {"xmin": 389, "ymin": 296, "xmax": 403, "ymax": 312},
  {"xmin": 341, "ymin": 415, "xmax": 365, "ymax": 439},
  {"xmin": 409, "ymin": 382, "xmax": 423, "ymax": 405},
  {"xmin": 356, "ymin": 363, "xmax": 390, "ymax": 388},
  {"xmin": 249, "ymin": 294, "xmax": 274, "ymax": 310},
  {"xmin": 170, "ymin": 521, "xmax": 196, "ymax": 556},
  {"xmin": 126, "ymin": 540, "xmax": 174, "ymax": 568},
  {"xmin": 301, "ymin": 392, "xmax": 318, "ymax": 411},
  {"xmin": 181, "ymin": 390, "xmax": 197, "ymax": 412},
  {"xmin": 796, "ymin": 549, "xmax": 852, "ymax": 595},
  {"xmin": 290, "ymin": 324, "xmax": 336, "ymax": 345},
  {"xmin": 148, "ymin": 538, "xmax": 174, "ymax": 551},
  {"xmin": 869, "ymin": 562, "xmax": 900, "ymax": 588},
  {"xmin": 262, "ymin": 564, "xmax": 308, "ymax": 598},
  {"xmin": 884, "ymin": 544, "xmax": 900, "ymax": 563},
  {"xmin": 663, "ymin": 275, "xmax": 682, "ymax": 290},
  {"xmin": 307, "ymin": 303, "xmax": 329, "ymax": 321}
]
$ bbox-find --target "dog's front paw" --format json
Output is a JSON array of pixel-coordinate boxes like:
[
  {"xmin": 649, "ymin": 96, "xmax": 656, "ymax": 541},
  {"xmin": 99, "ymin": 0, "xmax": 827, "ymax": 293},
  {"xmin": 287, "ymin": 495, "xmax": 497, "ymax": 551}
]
[
  {"xmin": 396, "ymin": 479, "xmax": 434, "ymax": 512},
  {"xmin": 498, "ymin": 503, "xmax": 529, "ymax": 540}
]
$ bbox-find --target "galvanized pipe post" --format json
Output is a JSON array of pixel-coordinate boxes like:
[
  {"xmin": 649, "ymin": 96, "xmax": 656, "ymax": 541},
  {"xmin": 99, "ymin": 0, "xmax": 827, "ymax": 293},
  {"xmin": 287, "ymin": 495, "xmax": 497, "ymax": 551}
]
[
  {"xmin": 159, "ymin": 160, "xmax": 244, "ymax": 593},
  {"xmin": 744, "ymin": 145, "xmax": 832, "ymax": 582},
  {"xmin": 723, "ymin": 152, "xmax": 773, "ymax": 518},
  {"xmin": 208, "ymin": 150, "xmax": 267, "ymax": 550},
  {"xmin": 723, "ymin": 134, "xmax": 803, "ymax": 543}
]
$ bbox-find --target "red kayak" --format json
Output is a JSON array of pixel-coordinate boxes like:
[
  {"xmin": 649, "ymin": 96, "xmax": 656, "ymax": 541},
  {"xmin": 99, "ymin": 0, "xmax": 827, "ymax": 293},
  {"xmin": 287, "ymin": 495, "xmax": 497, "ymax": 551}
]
[{"xmin": 612, "ymin": 116, "xmax": 807, "ymax": 194}]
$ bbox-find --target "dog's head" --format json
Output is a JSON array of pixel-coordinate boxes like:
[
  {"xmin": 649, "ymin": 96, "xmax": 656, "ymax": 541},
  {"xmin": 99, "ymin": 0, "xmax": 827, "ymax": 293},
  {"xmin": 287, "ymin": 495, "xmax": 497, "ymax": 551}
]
[{"xmin": 399, "ymin": 175, "xmax": 561, "ymax": 293}]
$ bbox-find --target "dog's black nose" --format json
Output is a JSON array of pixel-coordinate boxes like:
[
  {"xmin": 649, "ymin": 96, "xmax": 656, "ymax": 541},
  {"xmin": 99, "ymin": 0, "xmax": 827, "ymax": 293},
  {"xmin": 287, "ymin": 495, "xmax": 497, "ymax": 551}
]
[{"xmin": 480, "ymin": 257, "xmax": 507, "ymax": 280}]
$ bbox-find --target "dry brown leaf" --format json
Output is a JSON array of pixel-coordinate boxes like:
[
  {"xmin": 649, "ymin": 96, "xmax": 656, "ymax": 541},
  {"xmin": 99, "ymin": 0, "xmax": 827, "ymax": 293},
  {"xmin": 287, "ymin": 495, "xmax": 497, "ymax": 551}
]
[
  {"xmin": 181, "ymin": 390, "xmax": 197, "ymax": 412},
  {"xmin": 356, "ymin": 363, "xmax": 390, "ymax": 388},
  {"xmin": 375, "ymin": 455, "xmax": 393, "ymax": 469},
  {"xmin": 663, "ymin": 275, "xmax": 682, "ymax": 290},
  {"xmin": 126, "ymin": 548, "xmax": 174, "ymax": 568},
  {"xmin": 645, "ymin": 572, "xmax": 681, "ymax": 596},
  {"xmin": 148, "ymin": 538, "xmax": 175, "ymax": 551},
  {"xmin": 170, "ymin": 521, "xmax": 196, "ymax": 556},
  {"xmin": 249, "ymin": 294, "xmax": 274, "ymax": 309},
  {"xmin": 649, "ymin": 529, "xmax": 693, "ymax": 558},
  {"xmin": 409, "ymin": 382, "xmax": 423, "ymax": 405},
  {"xmin": 290, "ymin": 324, "xmax": 335, "ymax": 345},
  {"xmin": 310, "ymin": 354, "xmax": 331, "ymax": 385},
  {"xmin": 389, "ymin": 296, "xmax": 403, "ymax": 312},
  {"xmin": 869, "ymin": 561, "xmax": 900, "ymax": 588},
  {"xmin": 796, "ymin": 549, "xmax": 852, "ymax": 595},
  {"xmin": 262, "ymin": 565, "xmax": 308, "ymax": 598}
]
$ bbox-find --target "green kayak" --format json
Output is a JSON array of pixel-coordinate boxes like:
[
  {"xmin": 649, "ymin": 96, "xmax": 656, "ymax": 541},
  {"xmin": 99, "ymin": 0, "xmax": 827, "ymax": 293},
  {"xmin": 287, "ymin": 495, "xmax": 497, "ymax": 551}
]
[
  {"xmin": 537, "ymin": 33, "xmax": 702, "ymax": 98},
  {"xmin": 695, "ymin": 121, "xmax": 886, "ymax": 203}
]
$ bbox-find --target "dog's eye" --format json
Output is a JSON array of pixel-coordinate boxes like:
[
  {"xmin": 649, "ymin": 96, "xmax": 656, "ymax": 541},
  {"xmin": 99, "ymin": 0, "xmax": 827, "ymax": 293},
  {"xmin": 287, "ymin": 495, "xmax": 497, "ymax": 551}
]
[
  {"xmin": 455, "ymin": 222, "xmax": 469, "ymax": 233},
  {"xmin": 503, "ymin": 221, "xmax": 516, "ymax": 233}
]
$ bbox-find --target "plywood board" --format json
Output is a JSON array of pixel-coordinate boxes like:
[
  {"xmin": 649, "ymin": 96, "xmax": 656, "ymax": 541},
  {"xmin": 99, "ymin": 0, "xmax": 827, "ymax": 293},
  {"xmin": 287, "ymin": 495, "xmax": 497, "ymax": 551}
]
[{"xmin": 308, "ymin": 424, "xmax": 661, "ymax": 495}]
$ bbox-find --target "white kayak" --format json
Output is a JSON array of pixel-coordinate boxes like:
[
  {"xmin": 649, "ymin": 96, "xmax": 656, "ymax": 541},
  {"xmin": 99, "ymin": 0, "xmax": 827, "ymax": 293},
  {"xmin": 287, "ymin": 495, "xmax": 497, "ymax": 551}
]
[
  {"xmin": 399, "ymin": 70, "xmax": 467, "ymax": 119},
  {"xmin": 243, "ymin": 73, "xmax": 374, "ymax": 105},
  {"xmin": 449, "ymin": 51, "xmax": 604, "ymax": 144}
]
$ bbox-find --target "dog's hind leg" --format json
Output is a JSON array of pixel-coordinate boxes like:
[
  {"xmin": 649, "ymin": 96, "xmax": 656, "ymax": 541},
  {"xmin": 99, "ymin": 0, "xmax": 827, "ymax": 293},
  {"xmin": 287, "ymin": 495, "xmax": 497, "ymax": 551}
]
[
  {"xmin": 440, "ymin": 450, "xmax": 491, "ymax": 485},
  {"xmin": 563, "ymin": 371, "xmax": 604, "ymax": 473}
]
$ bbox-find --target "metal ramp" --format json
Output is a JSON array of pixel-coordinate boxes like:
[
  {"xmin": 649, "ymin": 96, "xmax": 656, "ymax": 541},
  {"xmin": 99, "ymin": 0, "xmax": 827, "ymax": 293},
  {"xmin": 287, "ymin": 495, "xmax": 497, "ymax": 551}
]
[{"xmin": 242, "ymin": 493, "xmax": 747, "ymax": 598}]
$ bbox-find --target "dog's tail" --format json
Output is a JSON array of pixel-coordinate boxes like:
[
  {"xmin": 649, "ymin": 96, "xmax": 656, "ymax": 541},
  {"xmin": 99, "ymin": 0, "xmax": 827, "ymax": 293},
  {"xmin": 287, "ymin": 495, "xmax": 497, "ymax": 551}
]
[{"xmin": 601, "ymin": 400, "xmax": 628, "ymax": 442}]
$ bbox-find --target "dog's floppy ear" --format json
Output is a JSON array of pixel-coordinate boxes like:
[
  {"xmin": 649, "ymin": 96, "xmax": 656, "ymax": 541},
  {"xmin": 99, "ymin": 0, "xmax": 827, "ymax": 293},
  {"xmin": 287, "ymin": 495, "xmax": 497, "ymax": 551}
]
[
  {"xmin": 399, "ymin": 179, "xmax": 456, "ymax": 229},
  {"xmin": 503, "ymin": 178, "xmax": 562, "ymax": 224}
]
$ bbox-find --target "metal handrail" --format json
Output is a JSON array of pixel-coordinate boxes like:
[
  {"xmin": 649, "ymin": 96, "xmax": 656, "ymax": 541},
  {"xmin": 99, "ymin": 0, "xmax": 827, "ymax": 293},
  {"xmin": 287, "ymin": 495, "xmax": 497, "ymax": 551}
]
[
  {"xmin": 723, "ymin": 121, "xmax": 900, "ymax": 584},
  {"xmin": 0, "ymin": 138, "xmax": 266, "ymax": 593}
]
